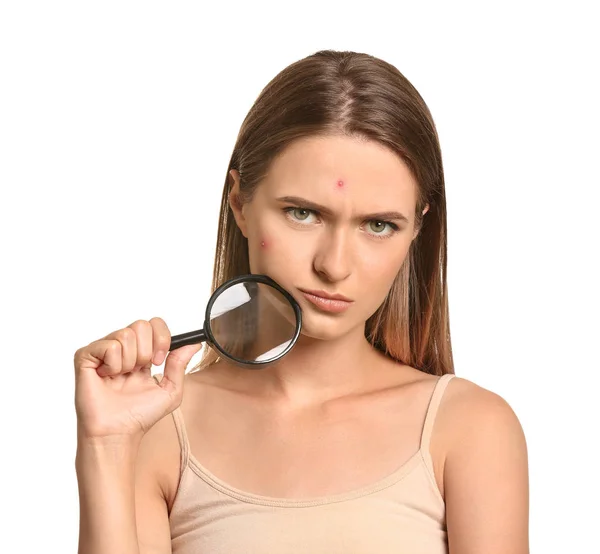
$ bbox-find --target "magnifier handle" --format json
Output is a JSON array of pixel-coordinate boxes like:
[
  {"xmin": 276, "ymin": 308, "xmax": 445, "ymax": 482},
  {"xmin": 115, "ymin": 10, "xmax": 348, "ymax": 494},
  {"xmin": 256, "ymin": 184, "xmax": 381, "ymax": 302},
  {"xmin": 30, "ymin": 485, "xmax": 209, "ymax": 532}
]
[{"xmin": 169, "ymin": 329, "xmax": 207, "ymax": 351}]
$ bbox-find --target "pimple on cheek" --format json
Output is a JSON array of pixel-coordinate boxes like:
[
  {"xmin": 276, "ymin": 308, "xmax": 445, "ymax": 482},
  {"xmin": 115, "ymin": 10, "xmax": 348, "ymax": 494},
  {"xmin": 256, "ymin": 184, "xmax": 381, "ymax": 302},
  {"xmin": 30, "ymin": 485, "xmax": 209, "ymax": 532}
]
[
  {"xmin": 336, "ymin": 180, "xmax": 345, "ymax": 190},
  {"xmin": 260, "ymin": 239, "xmax": 268, "ymax": 249}
]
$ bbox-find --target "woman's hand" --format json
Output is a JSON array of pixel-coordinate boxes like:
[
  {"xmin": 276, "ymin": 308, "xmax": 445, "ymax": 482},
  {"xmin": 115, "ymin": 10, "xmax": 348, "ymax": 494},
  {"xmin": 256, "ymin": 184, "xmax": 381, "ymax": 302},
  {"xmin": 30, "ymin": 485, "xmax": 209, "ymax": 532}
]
[{"xmin": 74, "ymin": 317, "xmax": 202, "ymax": 442}]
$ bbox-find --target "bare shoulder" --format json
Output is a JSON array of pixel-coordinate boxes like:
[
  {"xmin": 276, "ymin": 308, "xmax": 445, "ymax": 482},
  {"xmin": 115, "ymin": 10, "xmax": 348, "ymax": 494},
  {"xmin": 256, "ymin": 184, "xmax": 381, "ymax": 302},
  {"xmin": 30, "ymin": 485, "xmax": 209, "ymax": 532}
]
[
  {"xmin": 438, "ymin": 375, "xmax": 528, "ymax": 473},
  {"xmin": 438, "ymin": 375, "xmax": 527, "ymax": 451},
  {"xmin": 439, "ymin": 375, "xmax": 530, "ymax": 553}
]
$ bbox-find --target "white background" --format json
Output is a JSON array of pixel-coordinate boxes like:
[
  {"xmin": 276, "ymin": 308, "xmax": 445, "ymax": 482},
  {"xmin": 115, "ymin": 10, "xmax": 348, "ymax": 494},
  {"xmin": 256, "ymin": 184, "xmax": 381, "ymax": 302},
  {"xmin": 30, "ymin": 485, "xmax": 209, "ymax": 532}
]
[{"xmin": 1, "ymin": 1, "xmax": 598, "ymax": 551}]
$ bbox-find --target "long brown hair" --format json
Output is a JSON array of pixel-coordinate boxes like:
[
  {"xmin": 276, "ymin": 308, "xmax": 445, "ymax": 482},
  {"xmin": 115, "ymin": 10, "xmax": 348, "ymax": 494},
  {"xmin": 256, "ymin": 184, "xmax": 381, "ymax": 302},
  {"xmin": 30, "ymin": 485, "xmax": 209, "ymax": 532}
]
[{"xmin": 190, "ymin": 49, "xmax": 454, "ymax": 377}]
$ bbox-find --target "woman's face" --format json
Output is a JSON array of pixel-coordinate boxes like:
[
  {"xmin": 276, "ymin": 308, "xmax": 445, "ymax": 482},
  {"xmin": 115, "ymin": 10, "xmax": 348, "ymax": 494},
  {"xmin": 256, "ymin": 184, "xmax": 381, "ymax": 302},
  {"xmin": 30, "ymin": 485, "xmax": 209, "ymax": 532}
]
[{"xmin": 229, "ymin": 134, "xmax": 424, "ymax": 341}]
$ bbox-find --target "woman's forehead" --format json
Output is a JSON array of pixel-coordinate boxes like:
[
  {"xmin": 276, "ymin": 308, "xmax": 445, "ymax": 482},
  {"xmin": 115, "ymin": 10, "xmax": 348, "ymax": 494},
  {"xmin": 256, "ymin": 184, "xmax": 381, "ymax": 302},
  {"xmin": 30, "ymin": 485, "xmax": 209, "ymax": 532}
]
[
  {"xmin": 264, "ymin": 135, "xmax": 417, "ymax": 194},
  {"xmin": 257, "ymin": 144, "xmax": 417, "ymax": 214}
]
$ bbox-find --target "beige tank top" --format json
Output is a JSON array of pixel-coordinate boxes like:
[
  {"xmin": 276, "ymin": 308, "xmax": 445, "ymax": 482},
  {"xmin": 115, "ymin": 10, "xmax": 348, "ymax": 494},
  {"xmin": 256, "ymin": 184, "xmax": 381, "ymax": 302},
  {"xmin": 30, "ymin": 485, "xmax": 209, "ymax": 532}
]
[{"xmin": 162, "ymin": 373, "xmax": 455, "ymax": 553}]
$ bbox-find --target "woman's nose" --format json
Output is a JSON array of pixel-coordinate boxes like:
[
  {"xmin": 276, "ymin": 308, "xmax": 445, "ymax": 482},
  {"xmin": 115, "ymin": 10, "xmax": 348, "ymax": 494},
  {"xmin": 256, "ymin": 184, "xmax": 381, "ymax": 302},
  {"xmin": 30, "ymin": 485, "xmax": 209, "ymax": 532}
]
[{"xmin": 312, "ymin": 228, "xmax": 352, "ymax": 283}]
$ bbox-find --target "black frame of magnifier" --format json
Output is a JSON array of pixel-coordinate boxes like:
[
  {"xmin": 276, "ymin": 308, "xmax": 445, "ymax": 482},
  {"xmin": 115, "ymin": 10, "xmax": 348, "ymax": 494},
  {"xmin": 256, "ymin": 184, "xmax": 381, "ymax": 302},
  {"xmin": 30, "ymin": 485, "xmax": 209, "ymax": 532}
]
[{"xmin": 168, "ymin": 274, "xmax": 302, "ymax": 367}]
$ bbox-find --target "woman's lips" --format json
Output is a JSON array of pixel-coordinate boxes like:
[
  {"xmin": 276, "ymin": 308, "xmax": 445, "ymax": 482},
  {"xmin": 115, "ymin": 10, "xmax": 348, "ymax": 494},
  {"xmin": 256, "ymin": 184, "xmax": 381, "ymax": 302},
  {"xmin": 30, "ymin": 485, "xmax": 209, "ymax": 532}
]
[{"xmin": 300, "ymin": 291, "xmax": 353, "ymax": 313}]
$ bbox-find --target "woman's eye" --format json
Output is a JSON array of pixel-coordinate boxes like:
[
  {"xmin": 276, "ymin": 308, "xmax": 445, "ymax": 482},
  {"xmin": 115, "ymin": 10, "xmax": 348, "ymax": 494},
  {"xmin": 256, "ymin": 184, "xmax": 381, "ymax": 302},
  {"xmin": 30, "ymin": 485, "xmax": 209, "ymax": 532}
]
[
  {"xmin": 368, "ymin": 221, "xmax": 387, "ymax": 233},
  {"xmin": 292, "ymin": 208, "xmax": 311, "ymax": 221},
  {"xmin": 285, "ymin": 207, "xmax": 316, "ymax": 223},
  {"xmin": 284, "ymin": 208, "xmax": 398, "ymax": 238},
  {"xmin": 366, "ymin": 220, "xmax": 399, "ymax": 238}
]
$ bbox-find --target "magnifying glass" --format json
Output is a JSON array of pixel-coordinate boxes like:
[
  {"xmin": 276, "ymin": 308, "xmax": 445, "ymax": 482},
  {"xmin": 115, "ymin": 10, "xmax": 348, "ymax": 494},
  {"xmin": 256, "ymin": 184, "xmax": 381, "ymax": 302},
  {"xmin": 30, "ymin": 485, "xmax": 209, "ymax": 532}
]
[{"xmin": 168, "ymin": 274, "xmax": 302, "ymax": 368}]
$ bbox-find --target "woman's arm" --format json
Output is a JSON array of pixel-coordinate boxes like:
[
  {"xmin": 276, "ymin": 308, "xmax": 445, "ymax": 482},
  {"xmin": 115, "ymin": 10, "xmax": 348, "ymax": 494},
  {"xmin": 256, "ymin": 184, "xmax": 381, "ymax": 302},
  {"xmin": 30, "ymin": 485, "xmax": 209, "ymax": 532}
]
[
  {"xmin": 73, "ymin": 319, "xmax": 199, "ymax": 554},
  {"xmin": 76, "ymin": 437, "xmax": 143, "ymax": 554},
  {"xmin": 444, "ymin": 381, "xmax": 530, "ymax": 554},
  {"xmin": 76, "ymin": 413, "xmax": 176, "ymax": 554}
]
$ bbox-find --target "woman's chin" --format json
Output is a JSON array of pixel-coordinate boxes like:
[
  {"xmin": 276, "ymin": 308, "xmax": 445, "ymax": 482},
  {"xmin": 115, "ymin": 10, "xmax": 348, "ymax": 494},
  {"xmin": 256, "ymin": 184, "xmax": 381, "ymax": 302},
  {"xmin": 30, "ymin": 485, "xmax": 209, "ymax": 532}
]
[{"xmin": 298, "ymin": 319, "xmax": 355, "ymax": 341}]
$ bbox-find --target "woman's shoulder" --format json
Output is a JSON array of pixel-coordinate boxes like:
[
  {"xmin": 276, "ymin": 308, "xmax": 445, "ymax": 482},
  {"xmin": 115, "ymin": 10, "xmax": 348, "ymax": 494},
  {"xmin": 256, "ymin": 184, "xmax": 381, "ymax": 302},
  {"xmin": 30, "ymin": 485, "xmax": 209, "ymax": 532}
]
[
  {"xmin": 436, "ymin": 374, "xmax": 529, "ymax": 547},
  {"xmin": 436, "ymin": 373, "xmax": 528, "ymax": 474},
  {"xmin": 381, "ymin": 366, "xmax": 515, "ymax": 425},
  {"xmin": 439, "ymin": 374, "xmax": 522, "ymax": 427},
  {"xmin": 434, "ymin": 373, "xmax": 523, "ymax": 439}
]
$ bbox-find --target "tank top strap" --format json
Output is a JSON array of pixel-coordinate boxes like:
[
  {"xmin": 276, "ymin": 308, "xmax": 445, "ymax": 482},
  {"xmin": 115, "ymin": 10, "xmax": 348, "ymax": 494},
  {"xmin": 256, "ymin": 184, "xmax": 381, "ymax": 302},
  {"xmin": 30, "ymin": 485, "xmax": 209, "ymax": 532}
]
[
  {"xmin": 419, "ymin": 373, "xmax": 456, "ymax": 457},
  {"xmin": 152, "ymin": 372, "xmax": 190, "ymax": 478}
]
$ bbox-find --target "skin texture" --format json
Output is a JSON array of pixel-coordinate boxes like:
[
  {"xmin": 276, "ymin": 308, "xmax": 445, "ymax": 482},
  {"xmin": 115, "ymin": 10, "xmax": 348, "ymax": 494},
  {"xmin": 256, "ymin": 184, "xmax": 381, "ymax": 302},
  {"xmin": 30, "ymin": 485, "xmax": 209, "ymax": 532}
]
[{"xmin": 127, "ymin": 134, "xmax": 529, "ymax": 553}]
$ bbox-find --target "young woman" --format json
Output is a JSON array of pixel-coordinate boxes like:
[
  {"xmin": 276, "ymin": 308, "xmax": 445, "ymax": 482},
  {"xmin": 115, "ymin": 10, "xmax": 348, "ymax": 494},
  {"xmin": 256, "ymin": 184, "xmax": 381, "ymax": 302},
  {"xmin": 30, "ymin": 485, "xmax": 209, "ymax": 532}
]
[{"xmin": 74, "ymin": 49, "xmax": 529, "ymax": 553}]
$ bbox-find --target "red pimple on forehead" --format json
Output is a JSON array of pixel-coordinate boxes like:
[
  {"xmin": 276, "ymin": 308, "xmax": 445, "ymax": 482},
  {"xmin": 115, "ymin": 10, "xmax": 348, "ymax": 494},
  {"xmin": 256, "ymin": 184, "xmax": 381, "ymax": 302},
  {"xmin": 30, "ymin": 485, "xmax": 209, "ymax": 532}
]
[
  {"xmin": 260, "ymin": 240, "xmax": 267, "ymax": 248},
  {"xmin": 337, "ymin": 180, "xmax": 345, "ymax": 188}
]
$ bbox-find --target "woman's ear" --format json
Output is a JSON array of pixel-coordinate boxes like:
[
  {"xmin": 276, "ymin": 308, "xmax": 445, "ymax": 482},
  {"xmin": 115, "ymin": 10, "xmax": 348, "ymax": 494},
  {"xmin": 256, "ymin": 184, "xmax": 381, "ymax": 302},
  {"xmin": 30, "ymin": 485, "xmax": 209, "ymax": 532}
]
[
  {"xmin": 228, "ymin": 169, "xmax": 248, "ymax": 238},
  {"xmin": 412, "ymin": 203, "xmax": 430, "ymax": 241}
]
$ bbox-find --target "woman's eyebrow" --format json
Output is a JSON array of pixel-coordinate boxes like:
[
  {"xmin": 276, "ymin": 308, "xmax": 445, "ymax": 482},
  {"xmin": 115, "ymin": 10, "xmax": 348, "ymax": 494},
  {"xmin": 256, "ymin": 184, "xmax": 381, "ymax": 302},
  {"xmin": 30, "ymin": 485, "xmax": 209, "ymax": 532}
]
[{"xmin": 275, "ymin": 195, "xmax": 409, "ymax": 223}]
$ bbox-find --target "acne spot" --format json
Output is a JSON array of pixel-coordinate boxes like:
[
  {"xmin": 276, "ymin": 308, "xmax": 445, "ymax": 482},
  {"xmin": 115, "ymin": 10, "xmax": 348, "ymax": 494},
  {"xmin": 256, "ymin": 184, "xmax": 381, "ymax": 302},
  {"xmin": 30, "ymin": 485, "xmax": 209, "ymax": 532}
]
[
  {"xmin": 336, "ymin": 180, "xmax": 345, "ymax": 189},
  {"xmin": 260, "ymin": 240, "xmax": 268, "ymax": 248}
]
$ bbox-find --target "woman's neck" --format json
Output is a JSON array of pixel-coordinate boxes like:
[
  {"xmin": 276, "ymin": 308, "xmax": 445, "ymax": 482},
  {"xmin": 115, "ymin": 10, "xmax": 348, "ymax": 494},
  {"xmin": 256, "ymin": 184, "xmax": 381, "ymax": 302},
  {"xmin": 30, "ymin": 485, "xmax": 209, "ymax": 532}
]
[{"xmin": 219, "ymin": 325, "xmax": 390, "ymax": 407}]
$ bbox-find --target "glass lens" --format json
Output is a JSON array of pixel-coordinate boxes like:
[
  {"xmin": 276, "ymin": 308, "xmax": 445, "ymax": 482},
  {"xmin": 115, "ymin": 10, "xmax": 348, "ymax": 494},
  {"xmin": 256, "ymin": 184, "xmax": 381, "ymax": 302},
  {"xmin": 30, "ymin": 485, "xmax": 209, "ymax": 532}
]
[{"xmin": 208, "ymin": 281, "xmax": 298, "ymax": 363}]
